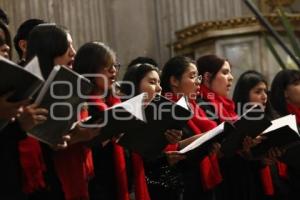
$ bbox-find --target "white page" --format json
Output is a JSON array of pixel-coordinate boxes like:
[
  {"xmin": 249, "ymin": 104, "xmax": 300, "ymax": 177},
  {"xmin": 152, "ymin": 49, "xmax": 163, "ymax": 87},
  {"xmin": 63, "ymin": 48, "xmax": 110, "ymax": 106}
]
[
  {"xmin": 24, "ymin": 56, "xmax": 45, "ymax": 81},
  {"xmin": 263, "ymin": 114, "xmax": 299, "ymax": 135},
  {"xmin": 179, "ymin": 122, "xmax": 225, "ymax": 154},
  {"xmin": 110, "ymin": 93, "xmax": 146, "ymax": 122},
  {"xmin": 34, "ymin": 65, "xmax": 60, "ymax": 105},
  {"xmin": 176, "ymin": 96, "xmax": 190, "ymax": 110}
]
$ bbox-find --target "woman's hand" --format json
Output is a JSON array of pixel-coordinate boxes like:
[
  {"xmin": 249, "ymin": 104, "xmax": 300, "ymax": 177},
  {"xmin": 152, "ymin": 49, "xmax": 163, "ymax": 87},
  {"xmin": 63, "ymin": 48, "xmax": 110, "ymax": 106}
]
[
  {"xmin": 0, "ymin": 92, "xmax": 30, "ymax": 120},
  {"xmin": 66, "ymin": 124, "xmax": 101, "ymax": 145},
  {"xmin": 52, "ymin": 135, "xmax": 71, "ymax": 150},
  {"xmin": 210, "ymin": 142, "xmax": 222, "ymax": 158},
  {"xmin": 51, "ymin": 125, "xmax": 101, "ymax": 150},
  {"xmin": 238, "ymin": 134, "xmax": 266, "ymax": 159},
  {"xmin": 18, "ymin": 104, "xmax": 48, "ymax": 131},
  {"xmin": 261, "ymin": 147, "xmax": 285, "ymax": 166},
  {"xmin": 243, "ymin": 136, "xmax": 256, "ymax": 153},
  {"xmin": 164, "ymin": 129, "xmax": 182, "ymax": 144},
  {"xmin": 165, "ymin": 151, "xmax": 186, "ymax": 166}
]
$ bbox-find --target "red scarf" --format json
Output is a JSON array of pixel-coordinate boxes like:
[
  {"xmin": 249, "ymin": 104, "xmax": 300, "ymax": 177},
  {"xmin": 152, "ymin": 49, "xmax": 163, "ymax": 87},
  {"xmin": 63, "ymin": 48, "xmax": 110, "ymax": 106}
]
[
  {"xmin": 18, "ymin": 137, "xmax": 46, "ymax": 193},
  {"xmin": 198, "ymin": 85, "xmax": 238, "ymax": 122},
  {"xmin": 258, "ymin": 104, "xmax": 298, "ymax": 196},
  {"xmin": 199, "ymin": 85, "xmax": 290, "ymax": 196},
  {"xmin": 131, "ymin": 153, "xmax": 151, "ymax": 200},
  {"xmin": 287, "ymin": 103, "xmax": 300, "ymax": 125},
  {"xmin": 166, "ymin": 93, "xmax": 223, "ymax": 190},
  {"xmin": 53, "ymin": 109, "xmax": 94, "ymax": 200},
  {"xmin": 89, "ymin": 95, "xmax": 130, "ymax": 200},
  {"xmin": 260, "ymin": 103, "xmax": 297, "ymax": 194},
  {"xmin": 260, "ymin": 162, "xmax": 288, "ymax": 196}
]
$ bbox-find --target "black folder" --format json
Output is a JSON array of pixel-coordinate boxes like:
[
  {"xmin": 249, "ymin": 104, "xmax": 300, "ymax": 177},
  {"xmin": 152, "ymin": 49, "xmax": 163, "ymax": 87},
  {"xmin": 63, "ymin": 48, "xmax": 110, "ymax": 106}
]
[
  {"xmin": 28, "ymin": 65, "xmax": 93, "ymax": 146},
  {"xmin": 0, "ymin": 57, "xmax": 44, "ymax": 130},
  {"xmin": 220, "ymin": 105, "xmax": 272, "ymax": 157},
  {"xmin": 83, "ymin": 93, "xmax": 148, "ymax": 142},
  {"xmin": 282, "ymin": 142, "xmax": 300, "ymax": 169},
  {"xmin": 251, "ymin": 115, "xmax": 300, "ymax": 158},
  {"xmin": 119, "ymin": 95, "xmax": 193, "ymax": 159},
  {"xmin": 85, "ymin": 94, "xmax": 193, "ymax": 159},
  {"xmin": 179, "ymin": 105, "xmax": 272, "ymax": 158},
  {"xmin": 0, "ymin": 56, "xmax": 43, "ymax": 101}
]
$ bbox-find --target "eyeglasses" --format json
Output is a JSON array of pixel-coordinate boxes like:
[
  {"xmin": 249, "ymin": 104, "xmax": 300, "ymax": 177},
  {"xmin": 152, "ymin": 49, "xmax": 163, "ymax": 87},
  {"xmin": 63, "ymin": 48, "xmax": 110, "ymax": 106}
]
[
  {"xmin": 114, "ymin": 63, "xmax": 121, "ymax": 70},
  {"xmin": 104, "ymin": 63, "xmax": 121, "ymax": 71},
  {"xmin": 194, "ymin": 75, "xmax": 202, "ymax": 83}
]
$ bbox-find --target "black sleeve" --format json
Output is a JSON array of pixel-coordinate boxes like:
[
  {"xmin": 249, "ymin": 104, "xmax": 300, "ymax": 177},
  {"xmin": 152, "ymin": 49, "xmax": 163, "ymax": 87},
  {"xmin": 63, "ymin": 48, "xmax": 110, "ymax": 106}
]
[
  {"xmin": 143, "ymin": 153, "xmax": 169, "ymax": 169},
  {"xmin": 0, "ymin": 121, "xmax": 27, "ymax": 141}
]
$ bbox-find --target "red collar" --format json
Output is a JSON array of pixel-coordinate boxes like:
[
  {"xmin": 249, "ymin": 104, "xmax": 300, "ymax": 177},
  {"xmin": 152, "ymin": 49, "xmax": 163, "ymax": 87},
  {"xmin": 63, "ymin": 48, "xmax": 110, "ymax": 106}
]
[
  {"xmin": 198, "ymin": 85, "xmax": 237, "ymax": 122},
  {"xmin": 287, "ymin": 103, "xmax": 300, "ymax": 125}
]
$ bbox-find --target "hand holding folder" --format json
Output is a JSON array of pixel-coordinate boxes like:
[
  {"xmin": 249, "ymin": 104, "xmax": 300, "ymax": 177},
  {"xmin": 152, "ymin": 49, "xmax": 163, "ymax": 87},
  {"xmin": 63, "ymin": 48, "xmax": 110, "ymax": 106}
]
[
  {"xmin": 179, "ymin": 105, "xmax": 272, "ymax": 158},
  {"xmin": 0, "ymin": 56, "xmax": 44, "ymax": 130},
  {"xmin": 27, "ymin": 64, "xmax": 93, "ymax": 146},
  {"xmin": 251, "ymin": 115, "xmax": 300, "ymax": 158}
]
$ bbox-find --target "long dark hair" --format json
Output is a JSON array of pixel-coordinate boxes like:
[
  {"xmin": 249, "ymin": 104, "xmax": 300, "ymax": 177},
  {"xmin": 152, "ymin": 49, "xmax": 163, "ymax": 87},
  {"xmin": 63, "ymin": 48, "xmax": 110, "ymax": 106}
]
[
  {"xmin": 26, "ymin": 23, "xmax": 69, "ymax": 79},
  {"xmin": 160, "ymin": 56, "xmax": 195, "ymax": 93},
  {"xmin": 270, "ymin": 69, "xmax": 300, "ymax": 115},
  {"xmin": 233, "ymin": 70, "xmax": 277, "ymax": 118},
  {"xmin": 73, "ymin": 42, "xmax": 116, "ymax": 85},
  {"xmin": 73, "ymin": 41, "xmax": 117, "ymax": 99},
  {"xmin": 14, "ymin": 18, "xmax": 45, "ymax": 59},
  {"xmin": 233, "ymin": 70, "xmax": 267, "ymax": 107},
  {"xmin": 196, "ymin": 54, "xmax": 227, "ymax": 83}
]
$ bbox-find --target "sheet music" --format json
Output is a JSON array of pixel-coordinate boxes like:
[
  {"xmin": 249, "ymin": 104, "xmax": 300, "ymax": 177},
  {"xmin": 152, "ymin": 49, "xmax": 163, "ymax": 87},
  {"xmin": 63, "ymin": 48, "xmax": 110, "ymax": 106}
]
[
  {"xmin": 176, "ymin": 96, "xmax": 189, "ymax": 110},
  {"xmin": 263, "ymin": 114, "xmax": 299, "ymax": 136},
  {"xmin": 24, "ymin": 56, "xmax": 45, "ymax": 81},
  {"xmin": 179, "ymin": 122, "xmax": 225, "ymax": 154},
  {"xmin": 111, "ymin": 93, "xmax": 146, "ymax": 122}
]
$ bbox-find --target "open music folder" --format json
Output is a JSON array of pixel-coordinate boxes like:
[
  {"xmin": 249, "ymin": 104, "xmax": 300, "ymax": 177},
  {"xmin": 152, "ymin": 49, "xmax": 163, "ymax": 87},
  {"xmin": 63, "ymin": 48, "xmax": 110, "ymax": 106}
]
[
  {"xmin": 179, "ymin": 105, "xmax": 272, "ymax": 158},
  {"xmin": 27, "ymin": 65, "xmax": 93, "ymax": 146},
  {"xmin": 85, "ymin": 94, "xmax": 193, "ymax": 159},
  {"xmin": 251, "ymin": 115, "xmax": 300, "ymax": 158},
  {"xmin": 0, "ymin": 56, "xmax": 44, "ymax": 130}
]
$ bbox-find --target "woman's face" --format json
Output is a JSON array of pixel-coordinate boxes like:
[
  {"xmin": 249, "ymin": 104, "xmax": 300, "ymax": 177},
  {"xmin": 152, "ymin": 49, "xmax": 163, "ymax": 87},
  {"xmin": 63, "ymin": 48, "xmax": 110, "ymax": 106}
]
[
  {"xmin": 95, "ymin": 57, "xmax": 118, "ymax": 94},
  {"xmin": 139, "ymin": 70, "xmax": 162, "ymax": 104},
  {"xmin": 249, "ymin": 82, "xmax": 268, "ymax": 109},
  {"xmin": 0, "ymin": 29, "xmax": 10, "ymax": 59},
  {"xmin": 172, "ymin": 63, "xmax": 200, "ymax": 99},
  {"xmin": 53, "ymin": 33, "xmax": 76, "ymax": 68},
  {"xmin": 209, "ymin": 61, "xmax": 233, "ymax": 97},
  {"xmin": 285, "ymin": 81, "xmax": 300, "ymax": 107}
]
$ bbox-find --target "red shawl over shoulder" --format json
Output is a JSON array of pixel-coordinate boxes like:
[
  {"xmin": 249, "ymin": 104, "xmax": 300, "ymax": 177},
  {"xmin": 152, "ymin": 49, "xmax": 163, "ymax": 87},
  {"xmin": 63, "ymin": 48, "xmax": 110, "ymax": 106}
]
[
  {"xmin": 131, "ymin": 92, "xmax": 223, "ymax": 200},
  {"xmin": 19, "ymin": 109, "xmax": 94, "ymax": 199},
  {"xmin": 19, "ymin": 137, "xmax": 46, "ymax": 194},
  {"xmin": 53, "ymin": 109, "xmax": 94, "ymax": 200},
  {"xmin": 198, "ymin": 85, "xmax": 237, "ymax": 122},
  {"xmin": 287, "ymin": 103, "xmax": 300, "ymax": 125},
  {"xmin": 166, "ymin": 93, "xmax": 223, "ymax": 190},
  {"xmin": 88, "ymin": 95, "xmax": 130, "ymax": 200},
  {"xmin": 198, "ymin": 85, "xmax": 288, "ymax": 196}
]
